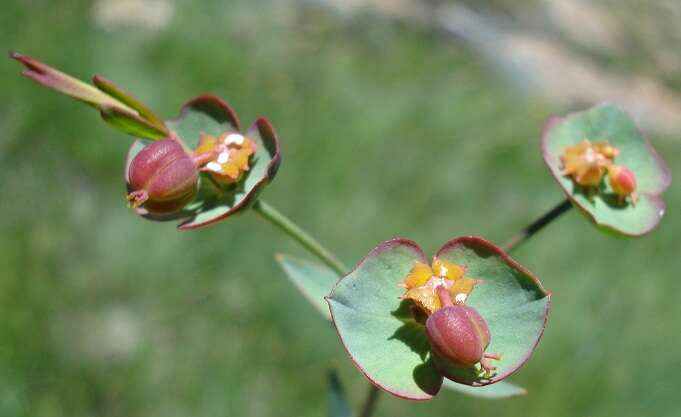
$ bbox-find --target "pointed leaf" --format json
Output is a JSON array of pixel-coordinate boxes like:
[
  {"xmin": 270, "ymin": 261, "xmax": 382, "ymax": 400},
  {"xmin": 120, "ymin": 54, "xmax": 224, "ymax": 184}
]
[
  {"xmin": 327, "ymin": 239, "xmax": 444, "ymax": 400},
  {"xmin": 11, "ymin": 52, "xmax": 137, "ymax": 114},
  {"xmin": 443, "ymin": 379, "xmax": 526, "ymax": 399},
  {"xmin": 276, "ymin": 254, "xmax": 340, "ymax": 320},
  {"xmin": 93, "ymin": 75, "xmax": 167, "ymax": 129},
  {"xmin": 328, "ymin": 370, "xmax": 353, "ymax": 417},
  {"xmin": 542, "ymin": 104, "xmax": 671, "ymax": 236},
  {"xmin": 101, "ymin": 106, "xmax": 168, "ymax": 140},
  {"xmin": 432, "ymin": 237, "xmax": 550, "ymax": 386}
]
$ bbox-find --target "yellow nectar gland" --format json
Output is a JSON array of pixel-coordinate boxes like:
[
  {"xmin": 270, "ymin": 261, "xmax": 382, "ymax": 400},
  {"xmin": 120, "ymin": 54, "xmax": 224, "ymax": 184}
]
[
  {"xmin": 193, "ymin": 131, "xmax": 257, "ymax": 184},
  {"xmin": 560, "ymin": 139, "xmax": 620, "ymax": 188},
  {"xmin": 401, "ymin": 258, "xmax": 478, "ymax": 316}
]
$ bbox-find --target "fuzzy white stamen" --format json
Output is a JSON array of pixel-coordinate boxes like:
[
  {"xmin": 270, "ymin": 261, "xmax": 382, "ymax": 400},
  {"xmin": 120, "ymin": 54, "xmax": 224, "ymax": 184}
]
[
  {"xmin": 224, "ymin": 133, "xmax": 245, "ymax": 145},
  {"xmin": 206, "ymin": 161, "xmax": 222, "ymax": 172},
  {"xmin": 217, "ymin": 151, "xmax": 230, "ymax": 164}
]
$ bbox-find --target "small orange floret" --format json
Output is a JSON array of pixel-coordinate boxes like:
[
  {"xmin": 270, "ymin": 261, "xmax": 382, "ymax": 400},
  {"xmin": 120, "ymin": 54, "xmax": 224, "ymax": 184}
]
[
  {"xmin": 450, "ymin": 277, "xmax": 479, "ymax": 304},
  {"xmin": 560, "ymin": 139, "xmax": 616, "ymax": 187},
  {"xmin": 431, "ymin": 258, "xmax": 465, "ymax": 281},
  {"xmin": 401, "ymin": 258, "xmax": 477, "ymax": 316},
  {"xmin": 193, "ymin": 131, "xmax": 257, "ymax": 184},
  {"xmin": 560, "ymin": 139, "xmax": 639, "ymax": 205},
  {"xmin": 402, "ymin": 261, "xmax": 433, "ymax": 289},
  {"xmin": 593, "ymin": 141, "xmax": 620, "ymax": 159}
]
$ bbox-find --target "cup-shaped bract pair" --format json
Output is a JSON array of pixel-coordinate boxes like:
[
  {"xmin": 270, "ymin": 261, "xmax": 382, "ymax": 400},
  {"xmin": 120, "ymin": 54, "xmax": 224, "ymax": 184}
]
[
  {"xmin": 126, "ymin": 96, "xmax": 281, "ymax": 229},
  {"xmin": 542, "ymin": 104, "xmax": 670, "ymax": 237},
  {"xmin": 327, "ymin": 237, "xmax": 550, "ymax": 400},
  {"xmin": 11, "ymin": 53, "xmax": 281, "ymax": 229}
]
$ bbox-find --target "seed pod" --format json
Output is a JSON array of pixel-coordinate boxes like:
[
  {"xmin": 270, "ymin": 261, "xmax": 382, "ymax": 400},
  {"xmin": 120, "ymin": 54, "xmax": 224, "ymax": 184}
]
[
  {"xmin": 127, "ymin": 139, "xmax": 198, "ymax": 215},
  {"xmin": 608, "ymin": 164, "xmax": 637, "ymax": 198},
  {"xmin": 426, "ymin": 303, "xmax": 491, "ymax": 367}
]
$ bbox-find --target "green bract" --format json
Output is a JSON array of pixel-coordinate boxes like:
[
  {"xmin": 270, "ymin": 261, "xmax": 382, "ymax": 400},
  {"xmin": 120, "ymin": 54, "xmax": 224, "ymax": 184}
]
[
  {"xmin": 277, "ymin": 254, "xmax": 530, "ymax": 399},
  {"xmin": 325, "ymin": 237, "xmax": 550, "ymax": 400},
  {"xmin": 542, "ymin": 103, "xmax": 670, "ymax": 237},
  {"xmin": 126, "ymin": 96, "xmax": 281, "ymax": 229}
]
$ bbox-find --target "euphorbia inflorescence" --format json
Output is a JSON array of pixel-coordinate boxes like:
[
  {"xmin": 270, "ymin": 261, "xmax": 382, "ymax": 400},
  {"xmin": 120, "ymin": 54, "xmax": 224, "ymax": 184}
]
[
  {"xmin": 194, "ymin": 131, "xmax": 257, "ymax": 184},
  {"xmin": 401, "ymin": 258, "xmax": 477, "ymax": 315},
  {"xmin": 400, "ymin": 258, "xmax": 500, "ymax": 377},
  {"xmin": 327, "ymin": 237, "xmax": 550, "ymax": 400},
  {"xmin": 560, "ymin": 139, "xmax": 638, "ymax": 204},
  {"xmin": 542, "ymin": 104, "xmax": 670, "ymax": 237},
  {"xmin": 127, "ymin": 131, "xmax": 258, "ymax": 216},
  {"xmin": 12, "ymin": 53, "xmax": 281, "ymax": 229}
]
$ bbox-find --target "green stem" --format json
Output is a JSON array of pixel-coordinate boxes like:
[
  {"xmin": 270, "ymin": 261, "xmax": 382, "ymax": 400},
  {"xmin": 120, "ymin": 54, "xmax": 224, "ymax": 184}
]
[
  {"xmin": 252, "ymin": 200, "xmax": 348, "ymax": 276},
  {"xmin": 502, "ymin": 199, "xmax": 573, "ymax": 253},
  {"xmin": 253, "ymin": 200, "xmax": 381, "ymax": 416},
  {"xmin": 358, "ymin": 385, "xmax": 381, "ymax": 417}
]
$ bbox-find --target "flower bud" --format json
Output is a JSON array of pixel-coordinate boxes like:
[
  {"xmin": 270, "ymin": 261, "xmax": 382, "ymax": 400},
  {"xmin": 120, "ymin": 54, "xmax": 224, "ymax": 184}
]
[
  {"xmin": 608, "ymin": 164, "xmax": 637, "ymax": 198},
  {"xmin": 426, "ymin": 303, "xmax": 491, "ymax": 367},
  {"xmin": 127, "ymin": 139, "xmax": 198, "ymax": 214}
]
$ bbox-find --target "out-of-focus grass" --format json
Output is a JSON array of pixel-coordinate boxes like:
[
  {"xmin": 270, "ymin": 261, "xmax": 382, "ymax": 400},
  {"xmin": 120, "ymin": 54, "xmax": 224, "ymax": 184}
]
[{"xmin": 0, "ymin": 1, "xmax": 679, "ymax": 416}]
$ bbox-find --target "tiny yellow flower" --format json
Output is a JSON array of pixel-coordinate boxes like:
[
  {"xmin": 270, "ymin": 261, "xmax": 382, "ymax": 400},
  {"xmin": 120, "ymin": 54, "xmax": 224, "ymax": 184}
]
[
  {"xmin": 193, "ymin": 131, "xmax": 257, "ymax": 184},
  {"xmin": 401, "ymin": 258, "xmax": 477, "ymax": 316},
  {"xmin": 560, "ymin": 139, "xmax": 616, "ymax": 187}
]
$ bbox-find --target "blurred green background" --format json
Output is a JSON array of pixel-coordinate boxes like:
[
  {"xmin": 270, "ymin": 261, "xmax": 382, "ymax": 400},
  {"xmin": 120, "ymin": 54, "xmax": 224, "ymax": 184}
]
[{"xmin": 1, "ymin": 1, "xmax": 679, "ymax": 416}]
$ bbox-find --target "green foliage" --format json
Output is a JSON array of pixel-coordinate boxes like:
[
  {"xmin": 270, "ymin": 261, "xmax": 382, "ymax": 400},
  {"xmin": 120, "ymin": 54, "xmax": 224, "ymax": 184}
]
[
  {"xmin": 442, "ymin": 379, "xmax": 526, "ymax": 399},
  {"xmin": 100, "ymin": 106, "xmax": 168, "ymax": 140},
  {"xmin": 542, "ymin": 104, "xmax": 670, "ymax": 236},
  {"xmin": 327, "ymin": 239, "xmax": 442, "ymax": 400},
  {"xmin": 11, "ymin": 52, "xmax": 169, "ymax": 138},
  {"xmin": 276, "ymin": 254, "xmax": 339, "ymax": 320}
]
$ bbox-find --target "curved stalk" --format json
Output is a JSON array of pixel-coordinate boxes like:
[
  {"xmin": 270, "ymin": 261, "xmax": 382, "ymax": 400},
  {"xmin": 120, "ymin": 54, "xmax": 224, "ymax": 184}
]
[
  {"xmin": 502, "ymin": 199, "xmax": 572, "ymax": 253},
  {"xmin": 252, "ymin": 200, "xmax": 348, "ymax": 276}
]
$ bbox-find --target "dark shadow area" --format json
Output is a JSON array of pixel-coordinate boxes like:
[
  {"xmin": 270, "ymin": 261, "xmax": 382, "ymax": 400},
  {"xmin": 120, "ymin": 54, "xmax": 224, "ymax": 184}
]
[
  {"xmin": 413, "ymin": 357, "xmax": 444, "ymax": 396},
  {"xmin": 390, "ymin": 300, "xmax": 430, "ymax": 361},
  {"xmin": 570, "ymin": 181, "xmax": 631, "ymax": 210}
]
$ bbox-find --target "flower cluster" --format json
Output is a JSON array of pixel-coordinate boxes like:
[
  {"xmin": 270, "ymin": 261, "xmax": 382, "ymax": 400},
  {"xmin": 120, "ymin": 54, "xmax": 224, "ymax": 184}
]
[
  {"xmin": 194, "ymin": 131, "xmax": 257, "ymax": 184},
  {"xmin": 561, "ymin": 139, "xmax": 637, "ymax": 204},
  {"xmin": 400, "ymin": 258, "xmax": 500, "ymax": 377},
  {"xmin": 401, "ymin": 258, "xmax": 477, "ymax": 315}
]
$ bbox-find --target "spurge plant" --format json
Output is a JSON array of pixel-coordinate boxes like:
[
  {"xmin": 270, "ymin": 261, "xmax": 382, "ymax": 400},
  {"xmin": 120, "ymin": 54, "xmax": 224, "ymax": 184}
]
[{"xmin": 11, "ymin": 52, "xmax": 670, "ymax": 417}]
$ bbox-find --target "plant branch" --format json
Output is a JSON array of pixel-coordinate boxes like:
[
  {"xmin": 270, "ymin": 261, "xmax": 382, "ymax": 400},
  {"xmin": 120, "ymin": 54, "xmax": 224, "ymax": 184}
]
[
  {"xmin": 502, "ymin": 199, "xmax": 573, "ymax": 253},
  {"xmin": 252, "ymin": 200, "xmax": 348, "ymax": 276},
  {"xmin": 358, "ymin": 385, "xmax": 381, "ymax": 417}
]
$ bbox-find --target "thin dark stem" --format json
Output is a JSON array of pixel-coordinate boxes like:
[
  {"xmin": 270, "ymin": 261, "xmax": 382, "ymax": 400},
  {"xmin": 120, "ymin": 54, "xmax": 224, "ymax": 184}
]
[
  {"xmin": 358, "ymin": 385, "xmax": 381, "ymax": 417},
  {"xmin": 252, "ymin": 199, "xmax": 348, "ymax": 276},
  {"xmin": 502, "ymin": 199, "xmax": 573, "ymax": 253}
]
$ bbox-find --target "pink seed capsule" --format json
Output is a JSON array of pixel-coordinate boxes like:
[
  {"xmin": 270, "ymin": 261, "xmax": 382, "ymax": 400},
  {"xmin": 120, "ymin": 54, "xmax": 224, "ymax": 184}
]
[
  {"xmin": 608, "ymin": 165, "xmax": 637, "ymax": 198},
  {"xmin": 426, "ymin": 286, "xmax": 500, "ymax": 374},
  {"xmin": 426, "ymin": 303, "xmax": 490, "ymax": 367},
  {"xmin": 127, "ymin": 139, "xmax": 198, "ymax": 215}
]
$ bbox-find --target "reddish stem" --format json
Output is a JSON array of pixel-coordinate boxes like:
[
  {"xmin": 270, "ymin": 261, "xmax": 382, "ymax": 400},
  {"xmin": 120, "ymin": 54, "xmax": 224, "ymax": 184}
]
[
  {"xmin": 436, "ymin": 285, "xmax": 453, "ymax": 308},
  {"xmin": 192, "ymin": 152, "xmax": 217, "ymax": 167}
]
